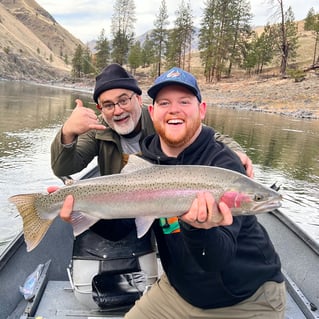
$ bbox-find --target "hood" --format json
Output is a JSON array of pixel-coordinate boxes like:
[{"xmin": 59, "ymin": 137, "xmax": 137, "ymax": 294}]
[{"xmin": 141, "ymin": 125, "xmax": 216, "ymax": 165}]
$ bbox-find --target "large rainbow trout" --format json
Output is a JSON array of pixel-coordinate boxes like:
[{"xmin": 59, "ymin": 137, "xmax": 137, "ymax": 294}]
[{"xmin": 9, "ymin": 155, "xmax": 282, "ymax": 252}]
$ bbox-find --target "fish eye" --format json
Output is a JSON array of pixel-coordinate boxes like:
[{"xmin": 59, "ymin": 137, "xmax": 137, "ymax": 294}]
[{"xmin": 254, "ymin": 193, "xmax": 264, "ymax": 202}]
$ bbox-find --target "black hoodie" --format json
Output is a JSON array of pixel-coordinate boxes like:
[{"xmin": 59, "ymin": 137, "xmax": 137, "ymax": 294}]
[{"xmin": 141, "ymin": 125, "xmax": 283, "ymax": 309}]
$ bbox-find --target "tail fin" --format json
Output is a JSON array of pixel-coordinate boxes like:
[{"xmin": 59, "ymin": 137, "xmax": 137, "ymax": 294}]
[{"xmin": 9, "ymin": 193, "xmax": 54, "ymax": 252}]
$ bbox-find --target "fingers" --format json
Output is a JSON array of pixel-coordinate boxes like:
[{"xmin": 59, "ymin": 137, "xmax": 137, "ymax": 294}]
[
  {"xmin": 75, "ymin": 100, "xmax": 105, "ymax": 131},
  {"xmin": 196, "ymin": 192, "xmax": 210, "ymax": 223},
  {"xmin": 241, "ymin": 154, "xmax": 254, "ymax": 178},
  {"xmin": 217, "ymin": 201, "xmax": 233, "ymax": 226},
  {"xmin": 235, "ymin": 151, "xmax": 254, "ymax": 178},
  {"xmin": 62, "ymin": 100, "xmax": 106, "ymax": 142},
  {"xmin": 46, "ymin": 188, "xmax": 75, "ymax": 224},
  {"xmin": 245, "ymin": 157, "xmax": 254, "ymax": 178},
  {"xmin": 60, "ymin": 194, "xmax": 74, "ymax": 223},
  {"xmin": 180, "ymin": 194, "xmax": 200, "ymax": 224},
  {"xmin": 75, "ymin": 99, "xmax": 83, "ymax": 107},
  {"xmin": 47, "ymin": 186, "xmax": 59, "ymax": 194},
  {"xmin": 88, "ymin": 123, "xmax": 107, "ymax": 131},
  {"xmin": 181, "ymin": 192, "xmax": 233, "ymax": 229}
]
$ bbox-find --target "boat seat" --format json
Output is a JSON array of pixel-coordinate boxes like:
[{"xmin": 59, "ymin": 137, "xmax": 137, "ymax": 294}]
[
  {"xmin": 70, "ymin": 228, "xmax": 157, "ymax": 310},
  {"xmin": 92, "ymin": 273, "xmax": 142, "ymax": 309}
]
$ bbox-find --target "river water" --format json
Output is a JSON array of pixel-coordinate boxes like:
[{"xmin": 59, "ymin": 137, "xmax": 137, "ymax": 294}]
[{"xmin": 0, "ymin": 80, "xmax": 318, "ymax": 254}]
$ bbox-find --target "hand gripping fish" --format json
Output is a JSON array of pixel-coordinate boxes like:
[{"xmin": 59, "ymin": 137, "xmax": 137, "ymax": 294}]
[{"xmin": 9, "ymin": 155, "xmax": 282, "ymax": 252}]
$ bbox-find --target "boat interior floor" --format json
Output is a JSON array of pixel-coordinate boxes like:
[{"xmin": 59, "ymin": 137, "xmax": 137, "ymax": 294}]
[{"xmin": 14, "ymin": 280, "xmax": 308, "ymax": 319}]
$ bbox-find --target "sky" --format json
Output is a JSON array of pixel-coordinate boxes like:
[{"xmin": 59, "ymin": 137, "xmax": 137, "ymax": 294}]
[{"xmin": 36, "ymin": 0, "xmax": 319, "ymax": 43}]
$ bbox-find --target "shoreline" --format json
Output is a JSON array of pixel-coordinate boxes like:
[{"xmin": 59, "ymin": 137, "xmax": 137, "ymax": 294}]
[
  {"xmin": 3, "ymin": 74, "xmax": 319, "ymax": 120},
  {"xmin": 198, "ymin": 74, "xmax": 319, "ymax": 120}
]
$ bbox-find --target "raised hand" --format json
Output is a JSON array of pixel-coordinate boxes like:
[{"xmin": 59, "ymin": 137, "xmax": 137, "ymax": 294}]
[{"xmin": 61, "ymin": 99, "xmax": 106, "ymax": 144}]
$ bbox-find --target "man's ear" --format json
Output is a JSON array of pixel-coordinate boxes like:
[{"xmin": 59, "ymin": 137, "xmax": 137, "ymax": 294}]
[
  {"xmin": 200, "ymin": 101, "xmax": 207, "ymax": 120},
  {"xmin": 148, "ymin": 104, "xmax": 155, "ymax": 119},
  {"xmin": 136, "ymin": 94, "xmax": 143, "ymax": 107}
]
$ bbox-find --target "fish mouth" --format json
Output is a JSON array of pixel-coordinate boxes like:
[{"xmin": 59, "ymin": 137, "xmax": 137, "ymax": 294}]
[{"xmin": 251, "ymin": 199, "xmax": 282, "ymax": 213}]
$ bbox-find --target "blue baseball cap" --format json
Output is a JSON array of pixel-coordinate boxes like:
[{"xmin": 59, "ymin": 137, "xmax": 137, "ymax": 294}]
[{"xmin": 147, "ymin": 67, "xmax": 202, "ymax": 102}]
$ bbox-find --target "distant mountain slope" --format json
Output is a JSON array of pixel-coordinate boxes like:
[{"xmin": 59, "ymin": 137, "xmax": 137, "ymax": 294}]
[
  {"xmin": 0, "ymin": 0, "xmax": 316, "ymax": 81},
  {"xmin": 0, "ymin": 0, "xmax": 84, "ymax": 81}
]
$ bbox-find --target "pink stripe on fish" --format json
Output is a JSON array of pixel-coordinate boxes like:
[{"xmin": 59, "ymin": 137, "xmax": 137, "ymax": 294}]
[{"xmin": 220, "ymin": 191, "xmax": 252, "ymax": 208}]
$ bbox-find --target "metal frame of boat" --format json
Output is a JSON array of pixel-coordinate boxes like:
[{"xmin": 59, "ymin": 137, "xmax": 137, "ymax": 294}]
[{"xmin": 1, "ymin": 168, "xmax": 318, "ymax": 318}]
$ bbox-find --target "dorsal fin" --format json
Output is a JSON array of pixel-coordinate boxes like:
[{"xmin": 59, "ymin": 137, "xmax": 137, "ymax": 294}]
[{"xmin": 121, "ymin": 154, "xmax": 154, "ymax": 174}]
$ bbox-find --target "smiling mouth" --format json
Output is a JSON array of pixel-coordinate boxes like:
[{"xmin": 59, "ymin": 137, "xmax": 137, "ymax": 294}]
[
  {"xmin": 114, "ymin": 114, "xmax": 129, "ymax": 123},
  {"xmin": 167, "ymin": 119, "xmax": 184, "ymax": 125}
]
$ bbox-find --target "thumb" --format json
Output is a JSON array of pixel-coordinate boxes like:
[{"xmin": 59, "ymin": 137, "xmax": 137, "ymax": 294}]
[
  {"xmin": 60, "ymin": 194, "xmax": 75, "ymax": 222},
  {"xmin": 75, "ymin": 99, "xmax": 84, "ymax": 108}
]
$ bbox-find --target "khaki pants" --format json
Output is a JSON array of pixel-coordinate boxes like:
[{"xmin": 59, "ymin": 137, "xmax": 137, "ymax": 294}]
[{"xmin": 125, "ymin": 273, "xmax": 286, "ymax": 319}]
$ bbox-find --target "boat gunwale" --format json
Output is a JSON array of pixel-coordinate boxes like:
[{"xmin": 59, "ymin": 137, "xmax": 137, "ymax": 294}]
[{"xmin": 270, "ymin": 209, "xmax": 319, "ymax": 256}]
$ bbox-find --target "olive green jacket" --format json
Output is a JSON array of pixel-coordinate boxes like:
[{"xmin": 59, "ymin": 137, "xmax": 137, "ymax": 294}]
[{"xmin": 51, "ymin": 107, "xmax": 243, "ymax": 177}]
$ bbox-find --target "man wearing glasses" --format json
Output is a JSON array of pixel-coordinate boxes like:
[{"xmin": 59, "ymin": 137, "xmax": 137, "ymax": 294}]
[
  {"xmin": 52, "ymin": 63, "xmax": 252, "ymax": 177},
  {"xmin": 50, "ymin": 63, "xmax": 253, "ymax": 309}
]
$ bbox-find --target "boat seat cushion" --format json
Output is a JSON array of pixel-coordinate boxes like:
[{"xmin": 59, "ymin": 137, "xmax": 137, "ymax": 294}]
[{"xmin": 92, "ymin": 273, "xmax": 142, "ymax": 309}]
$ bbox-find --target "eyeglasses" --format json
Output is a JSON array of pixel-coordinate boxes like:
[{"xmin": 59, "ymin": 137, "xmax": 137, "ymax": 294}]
[{"xmin": 99, "ymin": 92, "xmax": 136, "ymax": 111}]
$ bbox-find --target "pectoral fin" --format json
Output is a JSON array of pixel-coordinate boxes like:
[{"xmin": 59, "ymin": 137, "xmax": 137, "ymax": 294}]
[
  {"xmin": 135, "ymin": 216, "xmax": 155, "ymax": 238},
  {"xmin": 70, "ymin": 211, "xmax": 100, "ymax": 237}
]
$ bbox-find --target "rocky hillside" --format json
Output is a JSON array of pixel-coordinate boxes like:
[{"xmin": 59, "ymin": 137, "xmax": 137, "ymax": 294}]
[
  {"xmin": 0, "ymin": 0, "xmax": 317, "ymax": 83},
  {"xmin": 0, "ymin": 0, "xmax": 84, "ymax": 81}
]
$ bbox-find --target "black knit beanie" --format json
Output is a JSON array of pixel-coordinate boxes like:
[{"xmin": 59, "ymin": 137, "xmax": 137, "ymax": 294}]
[{"xmin": 93, "ymin": 63, "xmax": 142, "ymax": 103}]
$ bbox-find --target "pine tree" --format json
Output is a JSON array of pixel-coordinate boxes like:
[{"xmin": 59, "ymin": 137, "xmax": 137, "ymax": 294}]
[
  {"xmin": 72, "ymin": 44, "xmax": 83, "ymax": 78},
  {"xmin": 255, "ymin": 25, "xmax": 276, "ymax": 73},
  {"xmin": 128, "ymin": 41, "xmax": 142, "ymax": 72},
  {"xmin": 166, "ymin": 29, "xmax": 183, "ymax": 69},
  {"xmin": 111, "ymin": 0, "xmax": 136, "ymax": 65},
  {"xmin": 82, "ymin": 46, "xmax": 94, "ymax": 75},
  {"xmin": 241, "ymin": 25, "xmax": 276, "ymax": 74},
  {"xmin": 95, "ymin": 29, "xmax": 111, "ymax": 72},
  {"xmin": 305, "ymin": 8, "xmax": 319, "ymax": 65},
  {"xmin": 151, "ymin": 0, "xmax": 169, "ymax": 75},
  {"xmin": 141, "ymin": 34, "xmax": 156, "ymax": 67},
  {"xmin": 225, "ymin": 0, "xmax": 252, "ymax": 77},
  {"xmin": 199, "ymin": 0, "xmax": 252, "ymax": 81},
  {"xmin": 166, "ymin": 0, "xmax": 194, "ymax": 71},
  {"xmin": 267, "ymin": 1, "xmax": 298, "ymax": 76}
]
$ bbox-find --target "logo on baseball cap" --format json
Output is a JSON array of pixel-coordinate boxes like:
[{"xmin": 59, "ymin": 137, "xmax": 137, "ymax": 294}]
[{"xmin": 147, "ymin": 67, "xmax": 202, "ymax": 102}]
